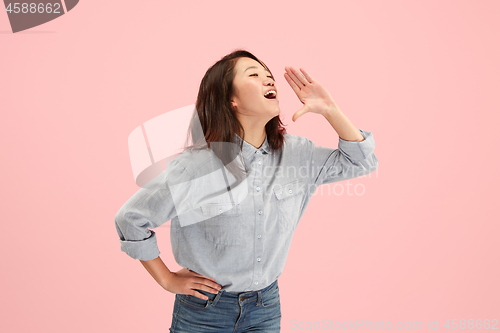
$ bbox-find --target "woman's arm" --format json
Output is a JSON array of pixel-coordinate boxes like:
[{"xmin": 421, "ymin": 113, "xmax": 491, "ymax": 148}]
[
  {"xmin": 323, "ymin": 107, "xmax": 365, "ymax": 142},
  {"xmin": 115, "ymin": 159, "xmax": 222, "ymax": 300},
  {"xmin": 284, "ymin": 66, "xmax": 364, "ymax": 142},
  {"xmin": 283, "ymin": 66, "xmax": 377, "ymax": 185},
  {"xmin": 139, "ymin": 256, "xmax": 172, "ymax": 288}
]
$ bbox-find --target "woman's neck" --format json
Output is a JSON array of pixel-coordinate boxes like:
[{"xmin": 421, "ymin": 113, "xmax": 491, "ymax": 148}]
[
  {"xmin": 239, "ymin": 123, "xmax": 266, "ymax": 149},
  {"xmin": 236, "ymin": 113, "xmax": 268, "ymax": 149}
]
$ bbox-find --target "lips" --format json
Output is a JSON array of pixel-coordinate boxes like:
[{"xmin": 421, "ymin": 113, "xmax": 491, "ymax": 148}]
[{"xmin": 264, "ymin": 89, "xmax": 277, "ymax": 99}]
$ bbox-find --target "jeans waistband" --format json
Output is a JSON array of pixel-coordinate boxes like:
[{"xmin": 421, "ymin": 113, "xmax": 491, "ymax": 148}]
[
  {"xmin": 195, "ymin": 279, "xmax": 278, "ymax": 306},
  {"xmin": 223, "ymin": 279, "xmax": 278, "ymax": 297}
]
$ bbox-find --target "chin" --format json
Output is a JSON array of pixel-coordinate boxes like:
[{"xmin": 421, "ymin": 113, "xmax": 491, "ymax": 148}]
[
  {"xmin": 269, "ymin": 109, "xmax": 280, "ymax": 119},
  {"xmin": 262, "ymin": 107, "xmax": 280, "ymax": 123}
]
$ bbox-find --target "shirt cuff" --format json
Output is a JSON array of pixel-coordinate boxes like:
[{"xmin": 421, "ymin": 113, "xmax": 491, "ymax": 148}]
[
  {"xmin": 119, "ymin": 230, "xmax": 160, "ymax": 261},
  {"xmin": 338, "ymin": 129, "xmax": 375, "ymax": 161}
]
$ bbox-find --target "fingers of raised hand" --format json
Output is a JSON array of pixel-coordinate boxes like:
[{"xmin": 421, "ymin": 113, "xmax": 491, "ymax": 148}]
[
  {"xmin": 285, "ymin": 66, "xmax": 313, "ymax": 87},
  {"xmin": 284, "ymin": 72, "xmax": 301, "ymax": 95},
  {"xmin": 284, "ymin": 66, "xmax": 304, "ymax": 88},
  {"xmin": 299, "ymin": 68, "xmax": 314, "ymax": 84}
]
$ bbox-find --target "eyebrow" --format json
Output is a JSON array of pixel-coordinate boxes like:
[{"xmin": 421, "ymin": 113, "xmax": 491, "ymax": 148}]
[{"xmin": 244, "ymin": 66, "xmax": 271, "ymax": 74}]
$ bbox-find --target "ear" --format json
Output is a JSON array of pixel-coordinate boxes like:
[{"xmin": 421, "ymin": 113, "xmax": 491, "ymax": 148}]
[{"xmin": 231, "ymin": 100, "xmax": 237, "ymax": 108}]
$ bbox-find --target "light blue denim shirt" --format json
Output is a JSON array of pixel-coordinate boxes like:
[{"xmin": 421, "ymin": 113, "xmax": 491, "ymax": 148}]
[{"xmin": 114, "ymin": 129, "xmax": 378, "ymax": 292}]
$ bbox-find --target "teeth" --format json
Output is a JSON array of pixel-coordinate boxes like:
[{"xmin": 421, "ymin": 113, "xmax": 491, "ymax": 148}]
[{"xmin": 264, "ymin": 90, "xmax": 276, "ymax": 98}]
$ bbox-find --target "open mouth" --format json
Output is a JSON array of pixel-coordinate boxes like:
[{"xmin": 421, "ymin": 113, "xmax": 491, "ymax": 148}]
[{"xmin": 264, "ymin": 90, "xmax": 277, "ymax": 99}]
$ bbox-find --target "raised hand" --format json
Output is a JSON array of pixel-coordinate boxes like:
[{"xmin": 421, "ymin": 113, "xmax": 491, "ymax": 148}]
[{"xmin": 284, "ymin": 66, "xmax": 340, "ymax": 122}]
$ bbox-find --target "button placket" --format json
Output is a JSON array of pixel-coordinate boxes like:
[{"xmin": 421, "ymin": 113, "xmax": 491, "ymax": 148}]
[{"xmin": 252, "ymin": 150, "xmax": 265, "ymax": 289}]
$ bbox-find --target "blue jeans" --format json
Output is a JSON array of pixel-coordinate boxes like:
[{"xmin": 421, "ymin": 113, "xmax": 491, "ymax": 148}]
[{"xmin": 169, "ymin": 279, "xmax": 281, "ymax": 332}]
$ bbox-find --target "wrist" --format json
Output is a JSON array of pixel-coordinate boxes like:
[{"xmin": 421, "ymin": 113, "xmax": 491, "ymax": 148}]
[
  {"xmin": 323, "ymin": 106, "xmax": 342, "ymax": 122},
  {"xmin": 325, "ymin": 104, "xmax": 341, "ymax": 116},
  {"xmin": 159, "ymin": 270, "xmax": 174, "ymax": 289}
]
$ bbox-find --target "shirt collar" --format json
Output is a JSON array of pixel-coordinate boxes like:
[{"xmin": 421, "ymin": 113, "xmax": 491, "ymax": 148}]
[{"xmin": 234, "ymin": 132, "xmax": 270, "ymax": 159}]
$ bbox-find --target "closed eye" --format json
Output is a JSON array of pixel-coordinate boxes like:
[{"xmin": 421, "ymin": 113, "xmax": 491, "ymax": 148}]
[{"xmin": 250, "ymin": 73, "xmax": 275, "ymax": 80}]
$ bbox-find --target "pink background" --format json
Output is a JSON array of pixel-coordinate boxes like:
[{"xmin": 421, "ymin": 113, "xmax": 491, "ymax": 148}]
[{"xmin": 1, "ymin": 0, "xmax": 499, "ymax": 332}]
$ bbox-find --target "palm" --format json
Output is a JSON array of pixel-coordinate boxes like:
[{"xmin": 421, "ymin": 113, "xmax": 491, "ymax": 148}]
[{"xmin": 284, "ymin": 66, "xmax": 339, "ymax": 122}]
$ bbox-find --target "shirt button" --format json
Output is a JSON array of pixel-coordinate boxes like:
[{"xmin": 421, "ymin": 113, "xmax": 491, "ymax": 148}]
[
  {"xmin": 257, "ymin": 257, "xmax": 261, "ymax": 262},
  {"xmin": 258, "ymin": 160, "xmax": 262, "ymax": 165},
  {"xmin": 256, "ymin": 151, "xmax": 261, "ymax": 154},
  {"xmin": 258, "ymin": 210, "xmax": 262, "ymax": 215},
  {"xmin": 218, "ymin": 208, "xmax": 222, "ymax": 213},
  {"xmin": 257, "ymin": 234, "xmax": 262, "ymax": 239},
  {"xmin": 256, "ymin": 186, "xmax": 260, "ymax": 191},
  {"xmin": 254, "ymin": 282, "xmax": 259, "ymax": 285},
  {"xmin": 288, "ymin": 189, "xmax": 293, "ymax": 194}
]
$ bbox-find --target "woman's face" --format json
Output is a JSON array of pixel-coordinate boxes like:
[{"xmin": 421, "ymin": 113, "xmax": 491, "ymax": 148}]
[{"xmin": 230, "ymin": 57, "xmax": 280, "ymax": 123}]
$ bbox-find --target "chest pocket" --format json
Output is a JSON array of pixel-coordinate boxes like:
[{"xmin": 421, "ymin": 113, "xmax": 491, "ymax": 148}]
[
  {"xmin": 273, "ymin": 179, "xmax": 305, "ymax": 235},
  {"xmin": 201, "ymin": 202, "xmax": 242, "ymax": 246}
]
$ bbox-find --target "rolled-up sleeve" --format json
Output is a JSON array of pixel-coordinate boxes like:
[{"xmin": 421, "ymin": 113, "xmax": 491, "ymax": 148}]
[
  {"xmin": 114, "ymin": 160, "xmax": 190, "ymax": 261},
  {"xmin": 308, "ymin": 128, "xmax": 378, "ymax": 186}
]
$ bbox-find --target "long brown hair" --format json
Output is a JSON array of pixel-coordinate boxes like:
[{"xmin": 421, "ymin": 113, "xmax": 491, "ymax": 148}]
[{"xmin": 183, "ymin": 50, "xmax": 287, "ymax": 180}]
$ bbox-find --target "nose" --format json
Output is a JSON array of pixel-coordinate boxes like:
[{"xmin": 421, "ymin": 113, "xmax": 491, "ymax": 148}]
[{"xmin": 265, "ymin": 79, "xmax": 274, "ymax": 86}]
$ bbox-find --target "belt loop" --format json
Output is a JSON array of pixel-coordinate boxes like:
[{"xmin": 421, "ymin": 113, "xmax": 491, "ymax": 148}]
[
  {"xmin": 211, "ymin": 289, "xmax": 223, "ymax": 307},
  {"xmin": 257, "ymin": 289, "xmax": 262, "ymax": 306}
]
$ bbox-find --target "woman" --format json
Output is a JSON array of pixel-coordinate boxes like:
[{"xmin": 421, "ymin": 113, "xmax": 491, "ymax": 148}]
[{"xmin": 115, "ymin": 49, "xmax": 378, "ymax": 332}]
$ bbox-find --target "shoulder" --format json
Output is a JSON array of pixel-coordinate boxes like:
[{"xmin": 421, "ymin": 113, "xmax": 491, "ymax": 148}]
[
  {"xmin": 283, "ymin": 133, "xmax": 313, "ymax": 149},
  {"xmin": 167, "ymin": 148, "xmax": 210, "ymax": 171},
  {"xmin": 167, "ymin": 147, "xmax": 222, "ymax": 177}
]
